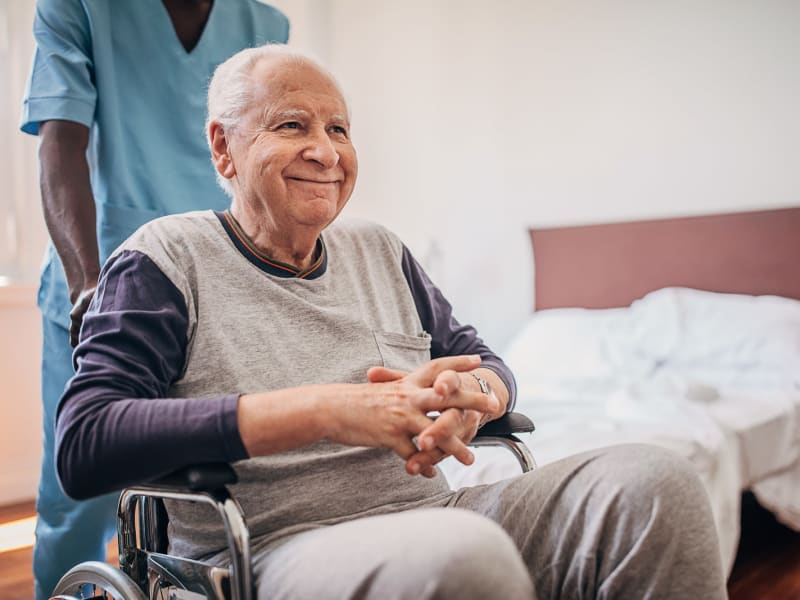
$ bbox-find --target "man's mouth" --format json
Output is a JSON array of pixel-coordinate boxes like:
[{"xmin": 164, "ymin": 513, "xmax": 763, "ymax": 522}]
[{"xmin": 287, "ymin": 176, "xmax": 340, "ymax": 184}]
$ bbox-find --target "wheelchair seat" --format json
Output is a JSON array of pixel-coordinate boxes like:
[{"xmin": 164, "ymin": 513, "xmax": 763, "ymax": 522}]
[{"xmin": 50, "ymin": 412, "xmax": 535, "ymax": 600}]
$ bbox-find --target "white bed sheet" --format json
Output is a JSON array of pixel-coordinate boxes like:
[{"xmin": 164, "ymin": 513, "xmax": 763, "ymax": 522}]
[
  {"xmin": 443, "ymin": 288, "xmax": 800, "ymax": 579},
  {"xmin": 442, "ymin": 377, "xmax": 745, "ymax": 577},
  {"xmin": 703, "ymin": 385, "xmax": 800, "ymax": 531}
]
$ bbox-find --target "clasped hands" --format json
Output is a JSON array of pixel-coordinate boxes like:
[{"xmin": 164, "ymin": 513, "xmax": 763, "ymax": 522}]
[
  {"xmin": 238, "ymin": 354, "xmax": 503, "ymax": 476},
  {"xmin": 364, "ymin": 354, "xmax": 501, "ymax": 479}
]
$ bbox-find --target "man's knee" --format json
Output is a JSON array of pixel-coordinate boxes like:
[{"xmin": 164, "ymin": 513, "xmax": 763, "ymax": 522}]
[
  {"xmin": 416, "ymin": 509, "xmax": 533, "ymax": 600},
  {"xmin": 588, "ymin": 444, "xmax": 725, "ymax": 597},
  {"xmin": 604, "ymin": 444, "xmax": 710, "ymax": 517},
  {"xmin": 587, "ymin": 445, "xmax": 721, "ymax": 569},
  {"xmin": 256, "ymin": 508, "xmax": 534, "ymax": 600}
]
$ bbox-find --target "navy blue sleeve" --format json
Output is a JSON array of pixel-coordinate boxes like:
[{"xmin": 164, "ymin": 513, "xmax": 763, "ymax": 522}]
[
  {"xmin": 55, "ymin": 250, "xmax": 248, "ymax": 500},
  {"xmin": 400, "ymin": 245, "xmax": 517, "ymax": 411}
]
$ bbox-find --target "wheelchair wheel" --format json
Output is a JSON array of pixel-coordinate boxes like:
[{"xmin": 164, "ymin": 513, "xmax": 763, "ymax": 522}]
[{"xmin": 50, "ymin": 561, "xmax": 147, "ymax": 600}]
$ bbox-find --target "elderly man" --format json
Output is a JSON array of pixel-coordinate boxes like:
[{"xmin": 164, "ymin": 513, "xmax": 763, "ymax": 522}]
[{"xmin": 56, "ymin": 45, "xmax": 727, "ymax": 599}]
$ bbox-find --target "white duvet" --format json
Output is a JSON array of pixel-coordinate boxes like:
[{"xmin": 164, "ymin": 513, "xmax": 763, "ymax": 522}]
[{"xmin": 442, "ymin": 287, "xmax": 800, "ymax": 578}]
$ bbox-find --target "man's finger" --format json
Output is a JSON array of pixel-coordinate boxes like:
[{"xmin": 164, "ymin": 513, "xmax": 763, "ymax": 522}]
[
  {"xmin": 393, "ymin": 436, "xmax": 421, "ymax": 462},
  {"xmin": 366, "ymin": 366, "xmax": 407, "ymax": 383},
  {"xmin": 419, "ymin": 388, "xmax": 498, "ymax": 414},
  {"xmin": 415, "ymin": 409, "xmax": 461, "ymax": 451},
  {"xmin": 407, "ymin": 431, "xmax": 476, "ymax": 472},
  {"xmin": 406, "ymin": 447, "xmax": 445, "ymax": 475},
  {"xmin": 432, "ymin": 370, "xmax": 462, "ymax": 397},
  {"xmin": 407, "ymin": 409, "xmax": 473, "ymax": 473},
  {"xmin": 438, "ymin": 435, "xmax": 474, "ymax": 466},
  {"xmin": 408, "ymin": 355, "xmax": 481, "ymax": 386},
  {"xmin": 421, "ymin": 466, "xmax": 437, "ymax": 478}
]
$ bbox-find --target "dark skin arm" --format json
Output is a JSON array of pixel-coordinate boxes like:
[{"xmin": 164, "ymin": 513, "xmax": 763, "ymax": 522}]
[
  {"xmin": 39, "ymin": 120, "xmax": 99, "ymax": 347},
  {"xmin": 37, "ymin": 5, "xmax": 215, "ymax": 346}
]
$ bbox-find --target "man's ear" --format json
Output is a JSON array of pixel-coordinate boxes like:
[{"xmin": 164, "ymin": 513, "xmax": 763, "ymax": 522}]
[{"xmin": 208, "ymin": 121, "xmax": 236, "ymax": 180}]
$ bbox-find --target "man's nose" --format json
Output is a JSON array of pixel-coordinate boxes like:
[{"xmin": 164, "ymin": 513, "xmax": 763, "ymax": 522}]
[{"xmin": 302, "ymin": 128, "xmax": 339, "ymax": 169}]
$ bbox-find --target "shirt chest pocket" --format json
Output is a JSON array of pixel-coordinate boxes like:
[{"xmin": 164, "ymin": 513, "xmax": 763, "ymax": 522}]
[{"xmin": 372, "ymin": 331, "xmax": 432, "ymax": 372}]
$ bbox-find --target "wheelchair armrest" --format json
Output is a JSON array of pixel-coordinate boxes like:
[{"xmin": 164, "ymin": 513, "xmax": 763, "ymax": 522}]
[
  {"xmin": 143, "ymin": 462, "xmax": 238, "ymax": 493},
  {"xmin": 119, "ymin": 463, "xmax": 250, "ymax": 598},
  {"xmin": 475, "ymin": 412, "xmax": 535, "ymax": 437}
]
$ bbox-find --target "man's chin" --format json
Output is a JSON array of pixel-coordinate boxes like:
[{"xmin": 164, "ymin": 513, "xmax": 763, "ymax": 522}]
[{"xmin": 293, "ymin": 197, "xmax": 341, "ymax": 226}]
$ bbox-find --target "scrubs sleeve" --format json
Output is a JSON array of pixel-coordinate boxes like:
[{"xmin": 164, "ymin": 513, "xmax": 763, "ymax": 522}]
[{"xmin": 20, "ymin": 0, "xmax": 96, "ymax": 135}]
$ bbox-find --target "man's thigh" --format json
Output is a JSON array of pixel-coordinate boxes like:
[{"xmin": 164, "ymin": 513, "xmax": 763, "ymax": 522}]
[
  {"xmin": 253, "ymin": 508, "xmax": 533, "ymax": 600},
  {"xmin": 449, "ymin": 443, "xmax": 726, "ymax": 600}
]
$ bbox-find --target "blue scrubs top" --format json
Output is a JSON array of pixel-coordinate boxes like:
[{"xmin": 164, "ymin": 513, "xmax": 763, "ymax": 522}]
[{"xmin": 20, "ymin": 0, "xmax": 289, "ymax": 327}]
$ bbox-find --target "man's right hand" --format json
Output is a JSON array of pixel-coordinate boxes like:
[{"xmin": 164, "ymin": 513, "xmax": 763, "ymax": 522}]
[{"xmin": 69, "ymin": 286, "xmax": 96, "ymax": 347}]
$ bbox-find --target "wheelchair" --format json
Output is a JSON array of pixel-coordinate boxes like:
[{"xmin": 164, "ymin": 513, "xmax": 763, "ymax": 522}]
[{"xmin": 50, "ymin": 413, "xmax": 535, "ymax": 600}]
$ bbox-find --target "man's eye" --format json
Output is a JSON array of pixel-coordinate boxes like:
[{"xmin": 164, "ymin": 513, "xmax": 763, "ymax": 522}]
[
  {"xmin": 330, "ymin": 125, "xmax": 348, "ymax": 136},
  {"xmin": 279, "ymin": 122, "xmax": 301, "ymax": 130}
]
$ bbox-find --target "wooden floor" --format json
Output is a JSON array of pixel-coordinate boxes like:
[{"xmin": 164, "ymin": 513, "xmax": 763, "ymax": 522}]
[
  {"xmin": 0, "ymin": 501, "xmax": 118, "ymax": 600},
  {"xmin": 1, "ymin": 492, "xmax": 798, "ymax": 599},
  {"xmin": 727, "ymin": 493, "xmax": 800, "ymax": 599},
  {"xmin": 0, "ymin": 501, "xmax": 41, "ymax": 600}
]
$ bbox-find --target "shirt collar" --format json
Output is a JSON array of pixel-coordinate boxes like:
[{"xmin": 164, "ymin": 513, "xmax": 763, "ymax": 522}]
[{"xmin": 215, "ymin": 210, "xmax": 327, "ymax": 279}]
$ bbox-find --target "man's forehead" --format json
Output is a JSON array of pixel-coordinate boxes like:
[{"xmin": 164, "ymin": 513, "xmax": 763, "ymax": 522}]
[
  {"xmin": 250, "ymin": 59, "xmax": 348, "ymax": 119},
  {"xmin": 252, "ymin": 57, "xmax": 343, "ymax": 99}
]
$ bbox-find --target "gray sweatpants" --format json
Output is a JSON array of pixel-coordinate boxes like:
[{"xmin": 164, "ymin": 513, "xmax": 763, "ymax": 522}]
[{"xmin": 253, "ymin": 444, "xmax": 727, "ymax": 599}]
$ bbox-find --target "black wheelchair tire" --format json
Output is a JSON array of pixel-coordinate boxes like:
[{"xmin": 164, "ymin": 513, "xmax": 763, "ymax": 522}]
[{"xmin": 49, "ymin": 561, "xmax": 147, "ymax": 600}]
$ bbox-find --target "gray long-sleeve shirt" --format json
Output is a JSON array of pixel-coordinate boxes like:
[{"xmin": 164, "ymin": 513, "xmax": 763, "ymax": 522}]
[{"xmin": 56, "ymin": 210, "xmax": 516, "ymax": 558}]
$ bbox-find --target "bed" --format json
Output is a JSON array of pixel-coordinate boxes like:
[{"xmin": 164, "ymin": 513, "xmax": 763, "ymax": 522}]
[{"xmin": 441, "ymin": 207, "xmax": 800, "ymax": 578}]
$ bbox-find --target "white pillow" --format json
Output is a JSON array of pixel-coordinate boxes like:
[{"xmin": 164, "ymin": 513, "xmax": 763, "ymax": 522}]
[
  {"xmin": 503, "ymin": 307, "xmax": 626, "ymax": 381},
  {"xmin": 503, "ymin": 288, "xmax": 800, "ymax": 388},
  {"xmin": 610, "ymin": 287, "xmax": 800, "ymax": 370}
]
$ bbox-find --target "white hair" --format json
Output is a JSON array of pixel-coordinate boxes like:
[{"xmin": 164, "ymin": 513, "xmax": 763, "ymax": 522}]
[{"xmin": 205, "ymin": 44, "xmax": 346, "ymax": 197}]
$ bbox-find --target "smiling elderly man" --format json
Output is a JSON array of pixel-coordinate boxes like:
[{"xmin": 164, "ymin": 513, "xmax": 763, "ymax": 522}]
[{"xmin": 55, "ymin": 45, "xmax": 727, "ymax": 599}]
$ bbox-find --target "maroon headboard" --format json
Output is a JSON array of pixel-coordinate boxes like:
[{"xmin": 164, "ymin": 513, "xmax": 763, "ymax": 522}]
[{"xmin": 529, "ymin": 207, "xmax": 800, "ymax": 310}]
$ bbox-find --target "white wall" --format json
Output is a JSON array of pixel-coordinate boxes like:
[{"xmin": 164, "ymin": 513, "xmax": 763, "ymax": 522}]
[
  {"xmin": 0, "ymin": 285, "xmax": 42, "ymax": 505},
  {"xmin": 1, "ymin": 0, "xmax": 46, "ymax": 283},
  {"xmin": 322, "ymin": 0, "xmax": 800, "ymax": 349},
  {"xmin": 0, "ymin": 0, "xmax": 43, "ymax": 506}
]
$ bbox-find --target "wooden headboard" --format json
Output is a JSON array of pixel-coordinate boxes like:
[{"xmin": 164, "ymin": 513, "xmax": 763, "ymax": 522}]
[{"xmin": 529, "ymin": 207, "xmax": 800, "ymax": 310}]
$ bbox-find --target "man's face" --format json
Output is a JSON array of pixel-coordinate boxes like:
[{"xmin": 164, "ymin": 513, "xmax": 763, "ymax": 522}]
[{"xmin": 227, "ymin": 58, "xmax": 357, "ymax": 233}]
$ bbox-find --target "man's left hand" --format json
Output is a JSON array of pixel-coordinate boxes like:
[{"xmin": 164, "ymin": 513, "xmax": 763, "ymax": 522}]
[{"xmin": 367, "ymin": 366, "xmax": 484, "ymax": 478}]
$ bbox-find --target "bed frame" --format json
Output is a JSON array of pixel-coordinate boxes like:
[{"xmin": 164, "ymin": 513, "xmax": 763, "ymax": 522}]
[{"xmin": 529, "ymin": 207, "xmax": 800, "ymax": 310}]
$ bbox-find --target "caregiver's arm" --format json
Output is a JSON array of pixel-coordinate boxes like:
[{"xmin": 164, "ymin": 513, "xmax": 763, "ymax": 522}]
[{"xmin": 39, "ymin": 120, "xmax": 99, "ymax": 346}]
